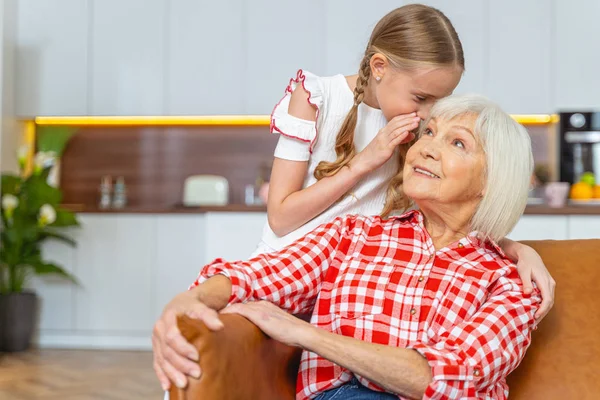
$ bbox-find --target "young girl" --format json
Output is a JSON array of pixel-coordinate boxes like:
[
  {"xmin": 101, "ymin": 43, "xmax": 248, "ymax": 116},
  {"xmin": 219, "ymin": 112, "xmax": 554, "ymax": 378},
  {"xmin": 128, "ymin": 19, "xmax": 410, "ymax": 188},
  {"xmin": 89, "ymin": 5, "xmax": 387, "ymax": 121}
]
[{"xmin": 255, "ymin": 4, "xmax": 555, "ymax": 317}]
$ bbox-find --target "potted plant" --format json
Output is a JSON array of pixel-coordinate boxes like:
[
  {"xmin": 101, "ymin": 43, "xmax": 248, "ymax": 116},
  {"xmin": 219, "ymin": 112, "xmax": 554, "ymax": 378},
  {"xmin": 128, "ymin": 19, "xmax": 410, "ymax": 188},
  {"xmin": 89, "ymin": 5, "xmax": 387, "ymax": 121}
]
[{"xmin": 0, "ymin": 148, "xmax": 79, "ymax": 352}]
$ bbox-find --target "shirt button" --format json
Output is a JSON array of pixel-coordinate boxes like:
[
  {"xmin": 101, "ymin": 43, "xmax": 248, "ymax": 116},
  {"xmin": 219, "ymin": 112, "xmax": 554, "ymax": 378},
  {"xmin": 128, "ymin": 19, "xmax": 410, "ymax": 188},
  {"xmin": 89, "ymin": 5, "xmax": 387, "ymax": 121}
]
[
  {"xmin": 418, "ymin": 276, "xmax": 424, "ymax": 282},
  {"xmin": 474, "ymin": 368, "xmax": 481, "ymax": 377},
  {"xmin": 458, "ymin": 243, "xmax": 464, "ymax": 249},
  {"xmin": 410, "ymin": 308, "xmax": 417, "ymax": 315}
]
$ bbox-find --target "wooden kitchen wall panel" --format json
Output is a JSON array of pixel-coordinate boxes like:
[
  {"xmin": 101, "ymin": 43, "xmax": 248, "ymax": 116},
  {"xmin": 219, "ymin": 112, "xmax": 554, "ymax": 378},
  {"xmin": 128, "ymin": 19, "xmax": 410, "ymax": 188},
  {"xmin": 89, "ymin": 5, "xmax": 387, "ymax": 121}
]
[{"xmin": 59, "ymin": 126, "xmax": 278, "ymax": 208}]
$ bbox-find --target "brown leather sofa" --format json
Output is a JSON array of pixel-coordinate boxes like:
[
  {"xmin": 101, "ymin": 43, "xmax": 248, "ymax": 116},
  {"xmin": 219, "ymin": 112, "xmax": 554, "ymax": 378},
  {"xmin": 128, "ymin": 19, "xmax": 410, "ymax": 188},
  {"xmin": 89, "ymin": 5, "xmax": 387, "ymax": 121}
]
[{"xmin": 170, "ymin": 239, "xmax": 600, "ymax": 400}]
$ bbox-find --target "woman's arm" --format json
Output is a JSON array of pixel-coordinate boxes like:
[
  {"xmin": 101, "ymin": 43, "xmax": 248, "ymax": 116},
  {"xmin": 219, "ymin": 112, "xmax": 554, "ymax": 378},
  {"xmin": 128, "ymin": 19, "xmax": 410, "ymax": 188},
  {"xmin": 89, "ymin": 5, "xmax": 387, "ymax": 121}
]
[
  {"xmin": 154, "ymin": 215, "xmax": 354, "ymax": 391},
  {"xmin": 225, "ymin": 275, "xmax": 541, "ymax": 400},
  {"xmin": 222, "ymin": 301, "xmax": 431, "ymax": 399},
  {"xmin": 304, "ymin": 327, "xmax": 431, "ymax": 399},
  {"xmin": 191, "ymin": 215, "xmax": 353, "ymax": 315},
  {"xmin": 499, "ymin": 238, "xmax": 556, "ymax": 320}
]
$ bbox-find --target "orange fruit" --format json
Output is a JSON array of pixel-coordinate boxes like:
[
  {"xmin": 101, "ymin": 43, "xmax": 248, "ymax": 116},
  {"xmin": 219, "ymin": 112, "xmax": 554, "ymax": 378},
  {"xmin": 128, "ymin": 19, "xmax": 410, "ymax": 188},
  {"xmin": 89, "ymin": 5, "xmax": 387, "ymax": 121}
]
[
  {"xmin": 593, "ymin": 186, "xmax": 600, "ymax": 199},
  {"xmin": 570, "ymin": 182, "xmax": 593, "ymax": 200}
]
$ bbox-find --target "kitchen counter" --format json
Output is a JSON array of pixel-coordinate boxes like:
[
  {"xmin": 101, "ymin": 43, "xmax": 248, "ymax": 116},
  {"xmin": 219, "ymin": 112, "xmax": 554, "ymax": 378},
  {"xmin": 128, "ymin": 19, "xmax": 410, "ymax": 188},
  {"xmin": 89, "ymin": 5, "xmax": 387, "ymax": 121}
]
[
  {"xmin": 524, "ymin": 205, "xmax": 600, "ymax": 215},
  {"xmin": 60, "ymin": 204, "xmax": 268, "ymax": 213},
  {"xmin": 61, "ymin": 204, "xmax": 600, "ymax": 215}
]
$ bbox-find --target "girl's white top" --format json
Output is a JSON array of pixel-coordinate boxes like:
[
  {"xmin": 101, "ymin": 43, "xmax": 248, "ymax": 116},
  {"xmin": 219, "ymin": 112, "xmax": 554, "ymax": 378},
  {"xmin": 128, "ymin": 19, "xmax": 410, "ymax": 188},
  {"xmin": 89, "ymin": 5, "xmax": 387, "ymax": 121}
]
[{"xmin": 252, "ymin": 69, "xmax": 398, "ymax": 256}]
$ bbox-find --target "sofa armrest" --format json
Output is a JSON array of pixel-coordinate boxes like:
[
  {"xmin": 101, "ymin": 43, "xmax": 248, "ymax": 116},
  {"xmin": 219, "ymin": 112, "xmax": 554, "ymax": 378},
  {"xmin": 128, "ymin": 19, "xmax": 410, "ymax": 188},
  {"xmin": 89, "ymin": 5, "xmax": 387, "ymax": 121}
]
[{"xmin": 169, "ymin": 314, "xmax": 302, "ymax": 400}]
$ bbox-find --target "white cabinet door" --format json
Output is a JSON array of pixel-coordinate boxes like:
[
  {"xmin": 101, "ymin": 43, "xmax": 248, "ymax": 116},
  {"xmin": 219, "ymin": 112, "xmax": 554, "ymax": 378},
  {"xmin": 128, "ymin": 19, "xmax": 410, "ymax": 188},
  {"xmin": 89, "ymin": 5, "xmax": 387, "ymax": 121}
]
[
  {"xmin": 568, "ymin": 216, "xmax": 600, "ymax": 239},
  {"xmin": 154, "ymin": 215, "xmax": 206, "ymax": 321},
  {"xmin": 487, "ymin": 1, "xmax": 552, "ymax": 113},
  {"xmin": 420, "ymin": 1, "xmax": 486, "ymax": 96},
  {"xmin": 323, "ymin": 1, "xmax": 407, "ymax": 76},
  {"xmin": 244, "ymin": 0, "xmax": 326, "ymax": 114},
  {"xmin": 166, "ymin": 0, "xmax": 244, "ymax": 115},
  {"xmin": 509, "ymin": 216, "xmax": 569, "ymax": 241},
  {"xmin": 91, "ymin": 0, "xmax": 166, "ymax": 115},
  {"xmin": 31, "ymin": 229, "xmax": 78, "ymax": 331},
  {"xmin": 204, "ymin": 213, "xmax": 267, "ymax": 263},
  {"xmin": 74, "ymin": 215, "xmax": 156, "ymax": 333},
  {"xmin": 555, "ymin": 0, "xmax": 600, "ymax": 109},
  {"xmin": 16, "ymin": 0, "xmax": 88, "ymax": 116}
]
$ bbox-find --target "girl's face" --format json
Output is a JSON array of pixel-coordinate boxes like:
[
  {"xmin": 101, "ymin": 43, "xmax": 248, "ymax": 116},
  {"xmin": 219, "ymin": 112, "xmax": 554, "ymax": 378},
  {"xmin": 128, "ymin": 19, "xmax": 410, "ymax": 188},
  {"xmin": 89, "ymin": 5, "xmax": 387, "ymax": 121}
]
[{"xmin": 371, "ymin": 61, "xmax": 462, "ymax": 122}]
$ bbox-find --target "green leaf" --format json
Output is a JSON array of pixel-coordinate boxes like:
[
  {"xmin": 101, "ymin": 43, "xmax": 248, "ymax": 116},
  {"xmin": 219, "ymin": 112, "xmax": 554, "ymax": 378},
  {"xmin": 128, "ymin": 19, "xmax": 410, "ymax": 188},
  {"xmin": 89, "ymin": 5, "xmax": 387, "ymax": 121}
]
[
  {"xmin": 39, "ymin": 230, "xmax": 77, "ymax": 246},
  {"xmin": 36, "ymin": 126, "xmax": 78, "ymax": 156},
  {"xmin": 21, "ymin": 176, "xmax": 62, "ymax": 210},
  {"xmin": 51, "ymin": 209, "xmax": 80, "ymax": 227},
  {"xmin": 32, "ymin": 261, "xmax": 78, "ymax": 284},
  {"xmin": 1, "ymin": 174, "xmax": 21, "ymax": 195}
]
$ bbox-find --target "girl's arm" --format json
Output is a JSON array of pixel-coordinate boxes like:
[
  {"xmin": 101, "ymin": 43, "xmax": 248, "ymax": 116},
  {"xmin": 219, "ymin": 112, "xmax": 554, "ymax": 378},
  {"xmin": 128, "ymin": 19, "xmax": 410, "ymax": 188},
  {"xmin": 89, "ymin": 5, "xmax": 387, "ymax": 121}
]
[
  {"xmin": 268, "ymin": 86, "xmax": 418, "ymax": 236},
  {"xmin": 499, "ymin": 238, "xmax": 556, "ymax": 320},
  {"xmin": 267, "ymin": 86, "xmax": 368, "ymax": 236}
]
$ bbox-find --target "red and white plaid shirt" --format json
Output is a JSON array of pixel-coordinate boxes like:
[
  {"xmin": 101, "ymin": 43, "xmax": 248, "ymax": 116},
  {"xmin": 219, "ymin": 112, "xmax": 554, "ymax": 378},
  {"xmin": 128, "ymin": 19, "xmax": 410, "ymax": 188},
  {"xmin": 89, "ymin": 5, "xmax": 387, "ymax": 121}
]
[{"xmin": 191, "ymin": 211, "xmax": 540, "ymax": 400}]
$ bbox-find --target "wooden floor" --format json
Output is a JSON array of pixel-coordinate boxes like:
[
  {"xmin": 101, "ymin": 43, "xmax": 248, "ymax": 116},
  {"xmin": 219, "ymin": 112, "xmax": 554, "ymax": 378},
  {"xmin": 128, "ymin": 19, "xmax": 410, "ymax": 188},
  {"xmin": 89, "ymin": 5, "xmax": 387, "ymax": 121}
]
[{"xmin": 0, "ymin": 349, "xmax": 164, "ymax": 399}]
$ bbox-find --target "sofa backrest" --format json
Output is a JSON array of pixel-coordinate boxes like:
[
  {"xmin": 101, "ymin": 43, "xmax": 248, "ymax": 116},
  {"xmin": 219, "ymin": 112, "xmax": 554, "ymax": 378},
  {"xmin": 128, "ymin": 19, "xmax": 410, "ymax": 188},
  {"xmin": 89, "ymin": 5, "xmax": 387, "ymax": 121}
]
[{"xmin": 507, "ymin": 239, "xmax": 600, "ymax": 399}]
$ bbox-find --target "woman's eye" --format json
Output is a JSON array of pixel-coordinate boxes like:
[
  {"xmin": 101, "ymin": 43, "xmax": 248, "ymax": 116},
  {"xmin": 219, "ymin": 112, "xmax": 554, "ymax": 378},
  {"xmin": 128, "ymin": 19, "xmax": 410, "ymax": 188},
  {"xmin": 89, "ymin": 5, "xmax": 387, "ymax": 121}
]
[
  {"xmin": 453, "ymin": 139, "xmax": 465, "ymax": 148},
  {"xmin": 415, "ymin": 96, "xmax": 426, "ymax": 102},
  {"xmin": 424, "ymin": 128, "xmax": 433, "ymax": 136}
]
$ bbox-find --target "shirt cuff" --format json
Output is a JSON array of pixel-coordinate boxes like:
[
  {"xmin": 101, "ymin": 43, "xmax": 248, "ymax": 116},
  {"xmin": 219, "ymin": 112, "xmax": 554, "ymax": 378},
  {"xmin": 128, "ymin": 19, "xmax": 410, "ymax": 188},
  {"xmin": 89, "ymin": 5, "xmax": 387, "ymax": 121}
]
[
  {"xmin": 193, "ymin": 259, "xmax": 253, "ymax": 305},
  {"xmin": 412, "ymin": 342, "xmax": 481, "ymax": 382}
]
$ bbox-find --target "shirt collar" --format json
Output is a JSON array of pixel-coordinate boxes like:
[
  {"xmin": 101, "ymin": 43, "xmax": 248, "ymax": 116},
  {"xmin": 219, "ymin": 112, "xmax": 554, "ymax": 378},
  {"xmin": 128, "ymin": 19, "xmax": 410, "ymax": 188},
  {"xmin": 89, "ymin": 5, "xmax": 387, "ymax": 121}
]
[{"xmin": 392, "ymin": 210, "xmax": 507, "ymax": 257}]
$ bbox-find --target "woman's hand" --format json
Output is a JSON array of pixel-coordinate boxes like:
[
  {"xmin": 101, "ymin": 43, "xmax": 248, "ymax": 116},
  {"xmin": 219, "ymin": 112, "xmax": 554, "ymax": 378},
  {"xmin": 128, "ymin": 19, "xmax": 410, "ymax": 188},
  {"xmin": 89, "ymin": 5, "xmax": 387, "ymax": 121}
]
[
  {"xmin": 350, "ymin": 113, "xmax": 420, "ymax": 176},
  {"xmin": 221, "ymin": 301, "xmax": 314, "ymax": 347},
  {"xmin": 152, "ymin": 290, "xmax": 224, "ymax": 391}
]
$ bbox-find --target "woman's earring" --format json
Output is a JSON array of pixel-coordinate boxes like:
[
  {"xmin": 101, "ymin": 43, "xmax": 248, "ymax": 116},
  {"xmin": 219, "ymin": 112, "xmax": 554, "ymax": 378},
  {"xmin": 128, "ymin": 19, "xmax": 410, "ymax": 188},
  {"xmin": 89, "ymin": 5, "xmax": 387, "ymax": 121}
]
[{"xmin": 375, "ymin": 76, "xmax": 381, "ymax": 82}]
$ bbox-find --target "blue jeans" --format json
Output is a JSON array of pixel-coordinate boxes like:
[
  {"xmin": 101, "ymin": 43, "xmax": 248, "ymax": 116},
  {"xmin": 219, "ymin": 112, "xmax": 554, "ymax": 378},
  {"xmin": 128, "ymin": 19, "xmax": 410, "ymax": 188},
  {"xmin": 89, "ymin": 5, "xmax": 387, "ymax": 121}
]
[{"xmin": 314, "ymin": 378, "xmax": 398, "ymax": 400}]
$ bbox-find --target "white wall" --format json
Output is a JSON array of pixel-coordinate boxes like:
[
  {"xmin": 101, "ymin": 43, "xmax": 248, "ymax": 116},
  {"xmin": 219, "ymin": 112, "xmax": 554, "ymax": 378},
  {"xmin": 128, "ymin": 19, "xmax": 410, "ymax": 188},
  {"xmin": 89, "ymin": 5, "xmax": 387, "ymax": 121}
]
[
  {"xmin": 0, "ymin": 0, "xmax": 18, "ymax": 173},
  {"xmin": 13, "ymin": 0, "xmax": 600, "ymax": 116}
]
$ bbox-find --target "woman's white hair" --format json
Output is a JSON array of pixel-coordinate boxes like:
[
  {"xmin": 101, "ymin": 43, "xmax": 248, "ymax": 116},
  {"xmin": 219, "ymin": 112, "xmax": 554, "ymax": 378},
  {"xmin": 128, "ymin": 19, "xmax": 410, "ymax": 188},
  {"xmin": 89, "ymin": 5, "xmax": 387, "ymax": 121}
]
[{"xmin": 423, "ymin": 94, "xmax": 534, "ymax": 242}]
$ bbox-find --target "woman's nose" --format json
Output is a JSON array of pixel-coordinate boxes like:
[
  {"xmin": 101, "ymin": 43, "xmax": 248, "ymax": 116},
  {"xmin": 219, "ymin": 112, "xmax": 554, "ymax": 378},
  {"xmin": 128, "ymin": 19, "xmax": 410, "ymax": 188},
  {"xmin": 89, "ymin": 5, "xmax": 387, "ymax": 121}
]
[{"xmin": 420, "ymin": 142, "xmax": 440, "ymax": 160}]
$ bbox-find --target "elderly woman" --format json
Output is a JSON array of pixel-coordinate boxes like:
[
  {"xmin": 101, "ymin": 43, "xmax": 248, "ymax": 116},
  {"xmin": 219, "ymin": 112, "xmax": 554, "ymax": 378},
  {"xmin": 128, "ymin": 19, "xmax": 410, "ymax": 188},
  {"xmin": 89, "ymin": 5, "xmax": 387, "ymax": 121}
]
[{"xmin": 154, "ymin": 94, "xmax": 540, "ymax": 399}]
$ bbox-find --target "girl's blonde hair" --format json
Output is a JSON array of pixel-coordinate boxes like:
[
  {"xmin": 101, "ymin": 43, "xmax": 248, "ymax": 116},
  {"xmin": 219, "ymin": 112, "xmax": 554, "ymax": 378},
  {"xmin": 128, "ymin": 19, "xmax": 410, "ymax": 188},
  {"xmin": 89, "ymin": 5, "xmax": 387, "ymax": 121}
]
[{"xmin": 313, "ymin": 4, "xmax": 465, "ymax": 217}]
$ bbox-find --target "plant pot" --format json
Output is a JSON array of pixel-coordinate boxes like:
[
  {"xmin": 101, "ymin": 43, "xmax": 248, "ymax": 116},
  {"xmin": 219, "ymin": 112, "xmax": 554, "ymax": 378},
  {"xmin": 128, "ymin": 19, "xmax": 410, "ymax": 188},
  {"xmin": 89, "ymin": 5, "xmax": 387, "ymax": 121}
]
[{"xmin": 0, "ymin": 291, "xmax": 38, "ymax": 352}]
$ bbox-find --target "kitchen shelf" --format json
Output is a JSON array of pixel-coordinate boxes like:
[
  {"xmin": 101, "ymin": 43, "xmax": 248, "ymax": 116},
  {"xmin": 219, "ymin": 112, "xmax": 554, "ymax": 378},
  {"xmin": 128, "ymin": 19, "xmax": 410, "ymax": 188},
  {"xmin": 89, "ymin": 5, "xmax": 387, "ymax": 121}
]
[{"xmin": 26, "ymin": 114, "xmax": 558, "ymax": 127}]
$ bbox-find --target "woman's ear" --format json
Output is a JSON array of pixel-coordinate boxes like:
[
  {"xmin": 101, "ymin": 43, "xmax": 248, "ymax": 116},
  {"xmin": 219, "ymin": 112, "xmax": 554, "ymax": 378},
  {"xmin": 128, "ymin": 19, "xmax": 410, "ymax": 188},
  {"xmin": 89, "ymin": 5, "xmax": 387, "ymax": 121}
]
[{"xmin": 370, "ymin": 53, "xmax": 389, "ymax": 79}]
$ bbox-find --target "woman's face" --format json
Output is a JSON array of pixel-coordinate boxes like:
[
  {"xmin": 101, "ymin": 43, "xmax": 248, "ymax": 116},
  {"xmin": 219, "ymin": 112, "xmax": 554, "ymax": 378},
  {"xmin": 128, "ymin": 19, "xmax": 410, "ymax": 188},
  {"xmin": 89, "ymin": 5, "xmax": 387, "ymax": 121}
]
[
  {"xmin": 403, "ymin": 113, "xmax": 487, "ymax": 209},
  {"xmin": 374, "ymin": 65, "xmax": 462, "ymax": 122}
]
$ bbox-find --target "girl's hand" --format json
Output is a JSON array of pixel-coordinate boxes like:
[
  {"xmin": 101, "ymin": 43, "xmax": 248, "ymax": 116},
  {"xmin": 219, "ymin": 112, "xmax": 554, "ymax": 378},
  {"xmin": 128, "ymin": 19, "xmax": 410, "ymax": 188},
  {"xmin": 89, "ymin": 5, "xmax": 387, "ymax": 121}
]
[
  {"xmin": 515, "ymin": 246, "xmax": 556, "ymax": 321},
  {"xmin": 221, "ymin": 301, "xmax": 313, "ymax": 347},
  {"xmin": 350, "ymin": 113, "xmax": 420, "ymax": 176}
]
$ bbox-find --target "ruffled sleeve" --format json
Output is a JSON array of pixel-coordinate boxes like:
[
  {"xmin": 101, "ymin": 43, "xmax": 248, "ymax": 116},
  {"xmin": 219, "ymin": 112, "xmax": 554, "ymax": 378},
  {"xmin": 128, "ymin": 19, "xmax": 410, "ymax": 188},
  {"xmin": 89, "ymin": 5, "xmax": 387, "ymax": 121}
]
[{"xmin": 270, "ymin": 69, "xmax": 323, "ymax": 159}]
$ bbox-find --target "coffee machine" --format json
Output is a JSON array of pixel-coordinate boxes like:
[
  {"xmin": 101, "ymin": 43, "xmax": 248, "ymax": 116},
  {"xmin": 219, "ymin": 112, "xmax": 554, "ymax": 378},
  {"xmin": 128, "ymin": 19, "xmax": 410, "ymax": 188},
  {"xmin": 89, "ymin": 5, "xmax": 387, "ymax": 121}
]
[{"xmin": 559, "ymin": 111, "xmax": 600, "ymax": 184}]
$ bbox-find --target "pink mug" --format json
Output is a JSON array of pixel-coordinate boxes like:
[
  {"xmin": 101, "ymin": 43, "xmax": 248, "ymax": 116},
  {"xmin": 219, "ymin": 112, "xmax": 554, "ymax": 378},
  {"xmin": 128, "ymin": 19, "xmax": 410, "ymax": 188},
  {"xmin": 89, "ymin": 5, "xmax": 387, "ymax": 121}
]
[{"xmin": 543, "ymin": 182, "xmax": 570, "ymax": 208}]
